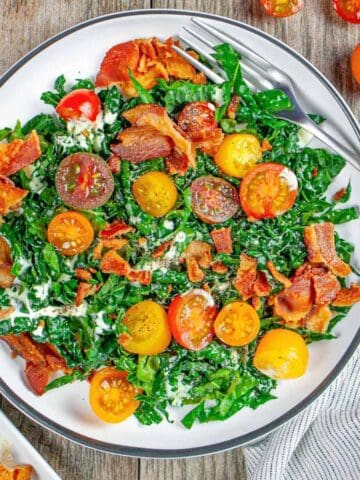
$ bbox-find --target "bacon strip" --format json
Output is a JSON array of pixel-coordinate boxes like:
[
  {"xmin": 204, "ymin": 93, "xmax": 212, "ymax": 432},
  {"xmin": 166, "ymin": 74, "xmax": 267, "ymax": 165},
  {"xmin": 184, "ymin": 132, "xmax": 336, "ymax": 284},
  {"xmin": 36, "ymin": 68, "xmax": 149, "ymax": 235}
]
[
  {"xmin": 254, "ymin": 271, "xmax": 271, "ymax": 297},
  {"xmin": 211, "ymin": 261, "xmax": 228, "ymax": 274},
  {"xmin": 194, "ymin": 128, "xmax": 224, "ymax": 156},
  {"xmin": 304, "ymin": 305, "xmax": 332, "ymax": 333},
  {"xmin": 182, "ymin": 240, "xmax": 212, "ymax": 283},
  {"xmin": 227, "ymin": 95, "xmax": 240, "ymax": 120},
  {"xmin": 0, "ymin": 176, "xmax": 28, "ymax": 215},
  {"xmin": 0, "ymin": 131, "xmax": 41, "ymax": 177},
  {"xmin": 103, "ymin": 238, "xmax": 129, "ymax": 250},
  {"xmin": 95, "ymin": 38, "xmax": 205, "ymax": 98},
  {"xmin": 304, "ymin": 223, "xmax": 351, "ymax": 277},
  {"xmin": 0, "ymin": 236, "xmax": 14, "ymax": 288},
  {"xmin": 165, "ymin": 150, "xmax": 190, "ymax": 176},
  {"xmin": 152, "ymin": 241, "xmax": 172, "ymax": 259},
  {"xmin": 210, "ymin": 227, "xmax": 233, "ymax": 254},
  {"xmin": 100, "ymin": 249, "xmax": 151, "ymax": 285},
  {"xmin": 267, "ymin": 261, "xmax": 292, "ymax": 288},
  {"xmin": 0, "ymin": 333, "xmax": 67, "ymax": 395},
  {"xmin": 122, "ymin": 104, "xmax": 196, "ymax": 168},
  {"xmin": 233, "ymin": 253, "xmax": 258, "ymax": 300},
  {"xmin": 107, "ymin": 153, "xmax": 121, "ymax": 174},
  {"xmin": 100, "ymin": 219, "xmax": 135, "ymax": 239},
  {"xmin": 311, "ymin": 267, "xmax": 340, "ymax": 305},
  {"xmin": 332, "ymin": 284, "xmax": 360, "ymax": 307},
  {"xmin": 75, "ymin": 282, "xmax": 99, "ymax": 306},
  {"xmin": 111, "ymin": 126, "xmax": 173, "ymax": 163},
  {"xmin": 75, "ymin": 268, "xmax": 92, "ymax": 281}
]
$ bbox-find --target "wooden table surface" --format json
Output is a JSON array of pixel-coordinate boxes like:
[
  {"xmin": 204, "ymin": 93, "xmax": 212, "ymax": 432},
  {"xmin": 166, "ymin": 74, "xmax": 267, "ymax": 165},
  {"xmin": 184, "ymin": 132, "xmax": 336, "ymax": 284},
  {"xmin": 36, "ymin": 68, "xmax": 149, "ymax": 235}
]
[{"xmin": 0, "ymin": 1, "xmax": 358, "ymax": 479}]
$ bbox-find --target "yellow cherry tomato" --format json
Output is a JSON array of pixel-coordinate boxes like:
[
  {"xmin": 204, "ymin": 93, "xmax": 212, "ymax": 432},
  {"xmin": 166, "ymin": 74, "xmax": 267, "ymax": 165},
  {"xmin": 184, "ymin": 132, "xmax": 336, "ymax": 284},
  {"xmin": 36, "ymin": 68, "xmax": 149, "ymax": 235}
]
[
  {"xmin": 253, "ymin": 329, "xmax": 309, "ymax": 380},
  {"xmin": 214, "ymin": 301, "xmax": 260, "ymax": 347},
  {"xmin": 47, "ymin": 211, "xmax": 94, "ymax": 256},
  {"xmin": 118, "ymin": 300, "xmax": 172, "ymax": 355},
  {"xmin": 89, "ymin": 367, "xmax": 140, "ymax": 423},
  {"xmin": 214, "ymin": 133, "xmax": 262, "ymax": 178},
  {"xmin": 132, "ymin": 171, "xmax": 177, "ymax": 218}
]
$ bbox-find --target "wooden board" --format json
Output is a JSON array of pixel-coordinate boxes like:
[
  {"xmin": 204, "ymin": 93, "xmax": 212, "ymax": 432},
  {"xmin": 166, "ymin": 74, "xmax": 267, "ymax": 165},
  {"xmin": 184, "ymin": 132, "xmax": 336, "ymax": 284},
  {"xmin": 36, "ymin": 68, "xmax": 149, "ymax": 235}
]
[{"xmin": 0, "ymin": 1, "xmax": 358, "ymax": 479}]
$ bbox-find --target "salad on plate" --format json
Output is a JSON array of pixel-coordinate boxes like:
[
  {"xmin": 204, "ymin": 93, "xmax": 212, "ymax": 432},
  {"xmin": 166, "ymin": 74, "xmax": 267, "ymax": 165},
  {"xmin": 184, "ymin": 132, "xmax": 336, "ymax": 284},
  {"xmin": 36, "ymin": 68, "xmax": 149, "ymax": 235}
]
[{"xmin": 0, "ymin": 37, "xmax": 359, "ymax": 428}]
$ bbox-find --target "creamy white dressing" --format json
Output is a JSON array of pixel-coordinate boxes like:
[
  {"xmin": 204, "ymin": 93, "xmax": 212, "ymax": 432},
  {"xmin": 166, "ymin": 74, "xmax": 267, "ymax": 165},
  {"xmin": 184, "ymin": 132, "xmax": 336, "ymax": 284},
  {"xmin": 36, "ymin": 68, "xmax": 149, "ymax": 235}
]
[
  {"xmin": 6, "ymin": 286, "xmax": 88, "ymax": 323},
  {"xmin": 32, "ymin": 323, "xmax": 45, "ymax": 337},
  {"xmin": 33, "ymin": 281, "xmax": 51, "ymax": 301},
  {"xmin": 280, "ymin": 167, "xmax": 298, "ymax": 191},
  {"xmin": 17, "ymin": 257, "xmax": 31, "ymax": 274},
  {"xmin": 103, "ymin": 110, "xmax": 118, "ymax": 125},
  {"xmin": 64, "ymin": 255, "xmax": 78, "ymax": 271},
  {"xmin": 165, "ymin": 374, "xmax": 193, "ymax": 407},
  {"xmin": 28, "ymin": 172, "xmax": 46, "ymax": 193},
  {"xmin": 297, "ymin": 128, "xmax": 314, "ymax": 148},
  {"xmin": 93, "ymin": 311, "xmax": 111, "ymax": 336},
  {"xmin": 163, "ymin": 220, "xmax": 175, "ymax": 230}
]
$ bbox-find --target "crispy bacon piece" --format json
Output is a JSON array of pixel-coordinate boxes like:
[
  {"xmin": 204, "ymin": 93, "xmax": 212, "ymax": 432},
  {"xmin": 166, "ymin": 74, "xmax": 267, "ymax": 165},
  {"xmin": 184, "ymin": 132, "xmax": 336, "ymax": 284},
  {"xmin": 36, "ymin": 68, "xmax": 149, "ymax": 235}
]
[
  {"xmin": 267, "ymin": 261, "xmax": 292, "ymax": 288},
  {"xmin": 0, "ymin": 131, "xmax": 41, "ymax": 177},
  {"xmin": 111, "ymin": 126, "xmax": 173, "ymax": 163},
  {"xmin": 0, "ymin": 307, "xmax": 15, "ymax": 319},
  {"xmin": 333, "ymin": 187, "xmax": 346, "ymax": 202},
  {"xmin": 75, "ymin": 268, "xmax": 92, "ymax": 281},
  {"xmin": 194, "ymin": 128, "xmax": 224, "ymax": 156},
  {"xmin": 75, "ymin": 282, "xmax": 99, "ymax": 306},
  {"xmin": 153, "ymin": 38, "xmax": 206, "ymax": 84},
  {"xmin": 254, "ymin": 271, "xmax": 271, "ymax": 297},
  {"xmin": 122, "ymin": 104, "xmax": 196, "ymax": 168},
  {"xmin": 332, "ymin": 284, "xmax": 360, "ymax": 307},
  {"xmin": 93, "ymin": 240, "xmax": 104, "ymax": 260},
  {"xmin": 227, "ymin": 95, "xmax": 240, "ymax": 120},
  {"xmin": 100, "ymin": 250, "xmax": 131, "ymax": 276},
  {"xmin": 127, "ymin": 269, "xmax": 152, "ymax": 285},
  {"xmin": 1, "ymin": 333, "xmax": 67, "ymax": 395},
  {"xmin": 304, "ymin": 223, "xmax": 351, "ymax": 277},
  {"xmin": 96, "ymin": 38, "xmax": 205, "ymax": 97},
  {"xmin": 311, "ymin": 267, "xmax": 340, "ymax": 305},
  {"xmin": 233, "ymin": 253, "xmax": 258, "ymax": 300},
  {"xmin": 165, "ymin": 150, "xmax": 190, "ymax": 176},
  {"xmin": 0, "ymin": 176, "xmax": 28, "ymax": 215},
  {"xmin": 0, "ymin": 463, "xmax": 33, "ymax": 479},
  {"xmin": 274, "ymin": 273, "xmax": 313, "ymax": 324},
  {"xmin": 103, "ymin": 238, "xmax": 128, "ymax": 250},
  {"xmin": 107, "ymin": 153, "xmax": 121, "ymax": 173},
  {"xmin": 152, "ymin": 241, "xmax": 172, "ymax": 259},
  {"xmin": 251, "ymin": 296, "xmax": 262, "ymax": 312},
  {"xmin": 261, "ymin": 138, "xmax": 272, "ymax": 152},
  {"xmin": 0, "ymin": 236, "xmax": 14, "ymax": 288},
  {"xmin": 210, "ymin": 227, "xmax": 233, "ymax": 254},
  {"xmin": 182, "ymin": 240, "xmax": 212, "ymax": 283},
  {"xmin": 273, "ymin": 263, "xmax": 341, "ymax": 325},
  {"xmin": 100, "ymin": 219, "xmax": 135, "ymax": 239},
  {"xmin": 138, "ymin": 237, "xmax": 147, "ymax": 248},
  {"xmin": 211, "ymin": 261, "xmax": 228, "ymax": 274},
  {"xmin": 304, "ymin": 305, "xmax": 332, "ymax": 333}
]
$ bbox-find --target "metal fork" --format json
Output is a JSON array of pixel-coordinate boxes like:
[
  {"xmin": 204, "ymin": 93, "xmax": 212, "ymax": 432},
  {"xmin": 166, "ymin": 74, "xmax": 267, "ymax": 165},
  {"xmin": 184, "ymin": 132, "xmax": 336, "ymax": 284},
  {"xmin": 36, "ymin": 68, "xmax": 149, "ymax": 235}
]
[{"xmin": 172, "ymin": 17, "xmax": 360, "ymax": 173}]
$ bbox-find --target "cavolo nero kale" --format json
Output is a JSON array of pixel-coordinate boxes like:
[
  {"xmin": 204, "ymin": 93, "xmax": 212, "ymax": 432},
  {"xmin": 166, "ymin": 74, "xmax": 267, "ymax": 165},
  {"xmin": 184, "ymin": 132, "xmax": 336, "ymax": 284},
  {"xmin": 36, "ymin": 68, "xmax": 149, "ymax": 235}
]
[{"xmin": 0, "ymin": 43, "xmax": 358, "ymax": 428}]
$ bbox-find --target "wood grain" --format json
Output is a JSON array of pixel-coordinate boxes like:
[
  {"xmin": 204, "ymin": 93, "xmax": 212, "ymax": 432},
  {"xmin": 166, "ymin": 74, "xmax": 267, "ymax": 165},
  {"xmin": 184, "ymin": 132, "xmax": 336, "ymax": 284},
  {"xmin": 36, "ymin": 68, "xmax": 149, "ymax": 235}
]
[{"xmin": 0, "ymin": 1, "xmax": 359, "ymax": 479}]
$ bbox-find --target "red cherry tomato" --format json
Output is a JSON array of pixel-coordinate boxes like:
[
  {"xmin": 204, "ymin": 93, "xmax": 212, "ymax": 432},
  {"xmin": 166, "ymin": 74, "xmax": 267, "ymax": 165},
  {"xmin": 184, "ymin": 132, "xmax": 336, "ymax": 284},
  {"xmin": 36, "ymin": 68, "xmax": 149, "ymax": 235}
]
[
  {"xmin": 260, "ymin": 0, "xmax": 303, "ymax": 18},
  {"xmin": 56, "ymin": 89, "xmax": 101, "ymax": 122},
  {"xmin": 55, "ymin": 153, "xmax": 114, "ymax": 210},
  {"xmin": 168, "ymin": 289, "xmax": 218, "ymax": 351},
  {"xmin": 333, "ymin": 0, "xmax": 360, "ymax": 23},
  {"xmin": 240, "ymin": 163, "xmax": 298, "ymax": 219},
  {"xmin": 351, "ymin": 44, "xmax": 360, "ymax": 84}
]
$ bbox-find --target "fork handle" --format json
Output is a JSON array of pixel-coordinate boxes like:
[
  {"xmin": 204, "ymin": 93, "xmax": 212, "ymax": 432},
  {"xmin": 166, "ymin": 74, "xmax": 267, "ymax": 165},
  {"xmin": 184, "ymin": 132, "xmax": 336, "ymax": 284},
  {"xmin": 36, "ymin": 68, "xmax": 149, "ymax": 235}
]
[{"xmin": 299, "ymin": 118, "xmax": 360, "ymax": 173}]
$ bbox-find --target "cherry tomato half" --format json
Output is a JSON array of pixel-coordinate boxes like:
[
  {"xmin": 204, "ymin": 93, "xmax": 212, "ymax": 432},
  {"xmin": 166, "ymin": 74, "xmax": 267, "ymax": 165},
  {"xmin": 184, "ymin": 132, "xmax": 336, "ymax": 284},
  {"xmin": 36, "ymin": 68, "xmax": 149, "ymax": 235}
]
[
  {"xmin": 240, "ymin": 163, "xmax": 298, "ymax": 220},
  {"xmin": 215, "ymin": 133, "xmax": 263, "ymax": 178},
  {"xmin": 191, "ymin": 175, "xmax": 239, "ymax": 224},
  {"xmin": 168, "ymin": 289, "xmax": 218, "ymax": 351},
  {"xmin": 55, "ymin": 153, "xmax": 115, "ymax": 210},
  {"xmin": 56, "ymin": 89, "xmax": 101, "ymax": 122},
  {"xmin": 119, "ymin": 300, "xmax": 172, "ymax": 355},
  {"xmin": 253, "ymin": 329, "xmax": 309, "ymax": 379},
  {"xmin": 351, "ymin": 44, "xmax": 360, "ymax": 84},
  {"xmin": 333, "ymin": 0, "xmax": 360, "ymax": 24},
  {"xmin": 47, "ymin": 211, "xmax": 94, "ymax": 256},
  {"xmin": 89, "ymin": 367, "xmax": 140, "ymax": 423},
  {"xmin": 214, "ymin": 301, "xmax": 260, "ymax": 347},
  {"xmin": 177, "ymin": 102, "xmax": 217, "ymax": 141},
  {"xmin": 132, "ymin": 171, "xmax": 178, "ymax": 218},
  {"xmin": 260, "ymin": 0, "xmax": 303, "ymax": 18}
]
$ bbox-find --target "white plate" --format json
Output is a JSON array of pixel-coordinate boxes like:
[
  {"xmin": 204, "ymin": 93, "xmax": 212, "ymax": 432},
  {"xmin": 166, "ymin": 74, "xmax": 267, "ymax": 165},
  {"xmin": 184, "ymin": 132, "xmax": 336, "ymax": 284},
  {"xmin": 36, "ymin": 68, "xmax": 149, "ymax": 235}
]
[
  {"xmin": 0, "ymin": 9, "xmax": 359, "ymax": 458},
  {"xmin": 0, "ymin": 410, "xmax": 61, "ymax": 479}
]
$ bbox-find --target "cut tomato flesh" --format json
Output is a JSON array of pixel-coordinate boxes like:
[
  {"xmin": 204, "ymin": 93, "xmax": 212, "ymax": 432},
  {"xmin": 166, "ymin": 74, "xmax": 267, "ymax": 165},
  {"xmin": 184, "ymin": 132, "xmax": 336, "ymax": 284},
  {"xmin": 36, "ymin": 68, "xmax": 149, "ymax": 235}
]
[
  {"xmin": 333, "ymin": 0, "xmax": 360, "ymax": 24},
  {"xmin": 56, "ymin": 89, "xmax": 101, "ymax": 121},
  {"xmin": 240, "ymin": 163, "xmax": 298, "ymax": 219}
]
